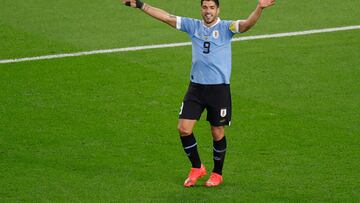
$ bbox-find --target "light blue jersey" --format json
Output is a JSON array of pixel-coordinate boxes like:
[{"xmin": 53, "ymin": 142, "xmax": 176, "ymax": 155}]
[{"xmin": 176, "ymin": 17, "xmax": 241, "ymax": 84}]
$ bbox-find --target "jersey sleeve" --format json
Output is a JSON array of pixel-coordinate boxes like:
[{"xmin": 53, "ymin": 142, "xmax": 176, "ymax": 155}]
[{"xmin": 176, "ymin": 17, "xmax": 197, "ymax": 35}]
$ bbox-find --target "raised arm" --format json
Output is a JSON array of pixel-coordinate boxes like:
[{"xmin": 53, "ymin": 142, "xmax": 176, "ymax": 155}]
[
  {"xmin": 239, "ymin": 0, "xmax": 275, "ymax": 33},
  {"xmin": 122, "ymin": 0, "xmax": 177, "ymax": 28}
]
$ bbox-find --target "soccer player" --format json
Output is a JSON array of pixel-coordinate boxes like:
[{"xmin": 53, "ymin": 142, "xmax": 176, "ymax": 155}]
[{"xmin": 122, "ymin": 0, "xmax": 275, "ymax": 187}]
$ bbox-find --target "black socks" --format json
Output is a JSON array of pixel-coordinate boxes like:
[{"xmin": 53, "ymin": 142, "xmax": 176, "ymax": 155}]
[
  {"xmin": 180, "ymin": 134, "xmax": 227, "ymax": 174},
  {"xmin": 212, "ymin": 136, "xmax": 227, "ymax": 175},
  {"xmin": 180, "ymin": 133, "xmax": 201, "ymax": 168}
]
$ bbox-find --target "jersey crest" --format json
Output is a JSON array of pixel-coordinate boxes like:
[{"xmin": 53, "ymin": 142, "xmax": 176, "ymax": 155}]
[{"xmin": 212, "ymin": 30, "xmax": 219, "ymax": 39}]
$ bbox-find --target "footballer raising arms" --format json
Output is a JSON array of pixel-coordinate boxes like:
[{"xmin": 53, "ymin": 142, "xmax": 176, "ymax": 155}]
[{"xmin": 122, "ymin": 0, "xmax": 275, "ymax": 187}]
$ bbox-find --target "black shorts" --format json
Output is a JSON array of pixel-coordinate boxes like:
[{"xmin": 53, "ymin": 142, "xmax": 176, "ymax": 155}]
[{"xmin": 179, "ymin": 82, "xmax": 232, "ymax": 126}]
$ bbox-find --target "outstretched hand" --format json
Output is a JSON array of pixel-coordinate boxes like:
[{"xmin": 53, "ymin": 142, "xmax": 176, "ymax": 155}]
[
  {"xmin": 122, "ymin": 0, "xmax": 143, "ymax": 9},
  {"xmin": 259, "ymin": 0, "xmax": 276, "ymax": 8},
  {"xmin": 122, "ymin": 0, "xmax": 135, "ymax": 8}
]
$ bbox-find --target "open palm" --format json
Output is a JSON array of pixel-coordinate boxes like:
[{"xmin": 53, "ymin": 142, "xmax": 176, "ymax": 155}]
[{"xmin": 259, "ymin": 0, "xmax": 276, "ymax": 8}]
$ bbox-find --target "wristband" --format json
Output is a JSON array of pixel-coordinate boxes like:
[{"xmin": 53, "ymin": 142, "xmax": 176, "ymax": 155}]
[
  {"xmin": 125, "ymin": 0, "xmax": 144, "ymax": 9},
  {"xmin": 136, "ymin": 0, "xmax": 144, "ymax": 9}
]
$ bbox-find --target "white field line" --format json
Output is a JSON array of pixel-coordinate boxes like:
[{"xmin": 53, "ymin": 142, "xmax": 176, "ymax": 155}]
[{"xmin": 1, "ymin": 25, "xmax": 359, "ymax": 64}]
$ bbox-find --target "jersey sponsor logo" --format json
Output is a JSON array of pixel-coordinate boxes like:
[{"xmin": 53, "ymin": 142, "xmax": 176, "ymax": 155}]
[
  {"xmin": 212, "ymin": 30, "xmax": 219, "ymax": 39},
  {"xmin": 220, "ymin": 108, "xmax": 227, "ymax": 117}
]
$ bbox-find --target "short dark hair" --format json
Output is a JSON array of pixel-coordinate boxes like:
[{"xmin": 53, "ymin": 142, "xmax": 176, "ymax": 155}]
[{"xmin": 201, "ymin": 0, "xmax": 219, "ymax": 7}]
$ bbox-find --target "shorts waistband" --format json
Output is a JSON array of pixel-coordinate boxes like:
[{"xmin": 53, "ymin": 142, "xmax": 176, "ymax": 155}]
[{"xmin": 190, "ymin": 81, "xmax": 230, "ymax": 87}]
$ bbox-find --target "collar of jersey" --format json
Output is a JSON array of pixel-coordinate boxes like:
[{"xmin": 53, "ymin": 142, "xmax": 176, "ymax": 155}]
[{"xmin": 202, "ymin": 17, "xmax": 221, "ymax": 29}]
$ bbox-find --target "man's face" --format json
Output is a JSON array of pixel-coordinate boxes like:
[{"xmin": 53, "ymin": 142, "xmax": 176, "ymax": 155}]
[{"xmin": 201, "ymin": 1, "xmax": 219, "ymax": 25}]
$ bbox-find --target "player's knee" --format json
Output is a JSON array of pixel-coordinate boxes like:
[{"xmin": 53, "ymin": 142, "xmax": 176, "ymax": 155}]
[
  {"xmin": 211, "ymin": 126, "xmax": 225, "ymax": 141},
  {"xmin": 177, "ymin": 125, "xmax": 192, "ymax": 136}
]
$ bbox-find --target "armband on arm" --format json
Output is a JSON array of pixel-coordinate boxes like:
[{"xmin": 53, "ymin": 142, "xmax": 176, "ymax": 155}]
[{"xmin": 229, "ymin": 20, "xmax": 241, "ymax": 33}]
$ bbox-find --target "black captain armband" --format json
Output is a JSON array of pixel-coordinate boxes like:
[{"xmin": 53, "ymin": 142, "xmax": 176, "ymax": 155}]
[{"xmin": 125, "ymin": 0, "xmax": 144, "ymax": 9}]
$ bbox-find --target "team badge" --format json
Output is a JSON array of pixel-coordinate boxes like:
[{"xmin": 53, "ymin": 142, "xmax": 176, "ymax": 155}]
[
  {"xmin": 212, "ymin": 30, "xmax": 219, "ymax": 39},
  {"xmin": 220, "ymin": 108, "xmax": 227, "ymax": 117}
]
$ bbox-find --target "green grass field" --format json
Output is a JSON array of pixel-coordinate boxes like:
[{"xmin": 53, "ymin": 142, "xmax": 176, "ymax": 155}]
[{"xmin": 1, "ymin": 0, "xmax": 360, "ymax": 202}]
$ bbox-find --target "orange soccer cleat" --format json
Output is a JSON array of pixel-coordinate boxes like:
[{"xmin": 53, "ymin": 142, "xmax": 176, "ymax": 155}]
[
  {"xmin": 205, "ymin": 172, "xmax": 223, "ymax": 187},
  {"xmin": 183, "ymin": 164, "xmax": 207, "ymax": 187}
]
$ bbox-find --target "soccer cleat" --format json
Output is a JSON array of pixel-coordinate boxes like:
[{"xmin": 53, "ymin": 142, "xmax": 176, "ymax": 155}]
[
  {"xmin": 183, "ymin": 164, "xmax": 207, "ymax": 187},
  {"xmin": 205, "ymin": 172, "xmax": 223, "ymax": 187}
]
